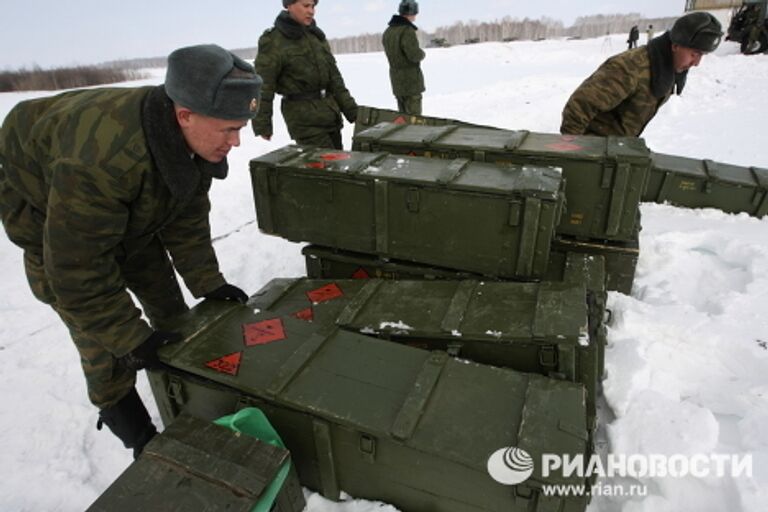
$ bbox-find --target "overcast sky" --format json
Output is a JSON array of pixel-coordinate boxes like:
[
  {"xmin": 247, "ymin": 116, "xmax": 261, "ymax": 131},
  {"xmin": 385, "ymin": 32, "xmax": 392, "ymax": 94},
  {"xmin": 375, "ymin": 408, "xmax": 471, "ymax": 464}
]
[{"xmin": 2, "ymin": 0, "xmax": 687, "ymax": 69}]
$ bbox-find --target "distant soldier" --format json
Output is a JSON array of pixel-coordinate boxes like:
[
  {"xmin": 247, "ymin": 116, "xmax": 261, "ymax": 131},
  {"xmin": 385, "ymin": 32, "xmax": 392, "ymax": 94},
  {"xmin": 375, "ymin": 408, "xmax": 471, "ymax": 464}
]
[
  {"xmin": 253, "ymin": 0, "xmax": 358, "ymax": 149},
  {"xmin": 0, "ymin": 45, "xmax": 261, "ymax": 457},
  {"xmin": 628, "ymin": 25, "xmax": 640, "ymax": 49},
  {"xmin": 561, "ymin": 12, "xmax": 722, "ymax": 137},
  {"xmin": 647, "ymin": 24, "xmax": 655, "ymax": 42},
  {"xmin": 383, "ymin": 0, "xmax": 426, "ymax": 115}
]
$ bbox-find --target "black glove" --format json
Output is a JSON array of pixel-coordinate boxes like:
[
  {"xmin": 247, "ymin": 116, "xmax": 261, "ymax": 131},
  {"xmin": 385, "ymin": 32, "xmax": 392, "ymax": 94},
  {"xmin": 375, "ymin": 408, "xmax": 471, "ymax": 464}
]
[
  {"xmin": 120, "ymin": 330, "xmax": 182, "ymax": 371},
  {"xmin": 345, "ymin": 107, "xmax": 358, "ymax": 124},
  {"xmin": 204, "ymin": 283, "xmax": 248, "ymax": 304}
]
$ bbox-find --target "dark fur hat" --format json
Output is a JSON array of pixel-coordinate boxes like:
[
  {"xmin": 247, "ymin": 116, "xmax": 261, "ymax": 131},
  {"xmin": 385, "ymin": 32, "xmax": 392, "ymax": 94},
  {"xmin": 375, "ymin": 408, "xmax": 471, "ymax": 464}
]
[
  {"xmin": 399, "ymin": 0, "xmax": 419, "ymax": 16},
  {"xmin": 670, "ymin": 12, "xmax": 723, "ymax": 52},
  {"xmin": 165, "ymin": 44, "xmax": 263, "ymax": 120},
  {"xmin": 283, "ymin": 0, "xmax": 318, "ymax": 7}
]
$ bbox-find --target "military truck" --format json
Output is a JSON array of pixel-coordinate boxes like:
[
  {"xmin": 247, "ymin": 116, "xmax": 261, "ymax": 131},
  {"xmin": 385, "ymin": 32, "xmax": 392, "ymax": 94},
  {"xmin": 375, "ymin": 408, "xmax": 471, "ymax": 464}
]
[{"xmin": 727, "ymin": 0, "xmax": 768, "ymax": 53}]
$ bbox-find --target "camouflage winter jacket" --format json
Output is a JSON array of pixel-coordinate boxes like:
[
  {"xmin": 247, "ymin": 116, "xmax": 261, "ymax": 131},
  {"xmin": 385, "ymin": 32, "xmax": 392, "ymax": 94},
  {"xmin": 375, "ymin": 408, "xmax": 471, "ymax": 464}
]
[
  {"xmin": 382, "ymin": 15, "xmax": 425, "ymax": 96},
  {"xmin": 0, "ymin": 86, "xmax": 227, "ymax": 357},
  {"xmin": 252, "ymin": 11, "xmax": 358, "ymax": 140},
  {"xmin": 560, "ymin": 40, "xmax": 675, "ymax": 137}
]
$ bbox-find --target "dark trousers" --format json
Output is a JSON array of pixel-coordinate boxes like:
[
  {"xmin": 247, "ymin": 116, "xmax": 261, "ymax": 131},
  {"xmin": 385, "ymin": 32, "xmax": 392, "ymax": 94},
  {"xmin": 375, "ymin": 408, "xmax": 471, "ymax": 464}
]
[{"xmin": 396, "ymin": 94, "xmax": 423, "ymax": 115}]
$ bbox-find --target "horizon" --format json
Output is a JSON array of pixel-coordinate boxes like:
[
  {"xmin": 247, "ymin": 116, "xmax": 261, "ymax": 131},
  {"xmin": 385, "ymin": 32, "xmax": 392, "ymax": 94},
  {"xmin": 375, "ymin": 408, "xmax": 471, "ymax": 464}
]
[{"xmin": 1, "ymin": 0, "xmax": 687, "ymax": 69}]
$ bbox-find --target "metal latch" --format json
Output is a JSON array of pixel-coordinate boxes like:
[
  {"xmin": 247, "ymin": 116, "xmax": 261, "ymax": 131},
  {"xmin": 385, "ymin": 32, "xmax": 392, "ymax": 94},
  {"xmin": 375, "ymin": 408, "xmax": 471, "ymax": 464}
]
[
  {"xmin": 601, "ymin": 162, "xmax": 614, "ymax": 189},
  {"xmin": 267, "ymin": 171, "xmax": 279, "ymax": 195},
  {"xmin": 360, "ymin": 434, "xmax": 377, "ymax": 463},
  {"xmin": 406, "ymin": 188, "xmax": 420, "ymax": 212},
  {"xmin": 508, "ymin": 201, "xmax": 522, "ymax": 226},
  {"xmin": 167, "ymin": 376, "xmax": 186, "ymax": 407},
  {"xmin": 538, "ymin": 345, "xmax": 558, "ymax": 369},
  {"xmin": 446, "ymin": 342, "xmax": 463, "ymax": 357}
]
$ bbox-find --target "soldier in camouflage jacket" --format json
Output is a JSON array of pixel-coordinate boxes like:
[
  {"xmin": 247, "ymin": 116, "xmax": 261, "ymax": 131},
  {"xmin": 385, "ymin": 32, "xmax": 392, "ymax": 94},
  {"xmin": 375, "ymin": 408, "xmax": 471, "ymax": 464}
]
[
  {"xmin": 561, "ymin": 12, "xmax": 723, "ymax": 137},
  {"xmin": 383, "ymin": 1, "xmax": 425, "ymax": 115},
  {"xmin": 0, "ymin": 45, "xmax": 262, "ymax": 458},
  {"xmin": 253, "ymin": 0, "xmax": 358, "ymax": 149}
]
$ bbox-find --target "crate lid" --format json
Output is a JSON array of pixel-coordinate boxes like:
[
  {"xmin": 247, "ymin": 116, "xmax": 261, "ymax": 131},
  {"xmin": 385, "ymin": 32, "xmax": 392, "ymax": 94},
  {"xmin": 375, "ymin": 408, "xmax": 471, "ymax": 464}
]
[
  {"xmin": 253, "ymin": 145, "xmax": 563, "ymax": 199},
  {"xmin": 365, "ymin": 155, "xmax": 563, "ymax": 198},
  {"xmin": 87, "ymin": 414, "xmax": 288, "ymax": 511},
  {"xmin": 159, "ymin": 303, "xmax": 589, "ymax": 484},
  {"xmin": 355, "ymin": 122, "xmax": 650, "ymax": 163},
  {"xmin": 516, "ymin": 133, "xmax": 650, "ymax": 162},
  {"xmin": 704, "ymin": 160, "xmax": 761, "ymax": 187},
  {"xmin": 651, "ymin": 152, "xmax": 708, "ymax": 179},
  {"xmin": 249, "ymin": 278, "xmax": 589, "ymax": 345}
]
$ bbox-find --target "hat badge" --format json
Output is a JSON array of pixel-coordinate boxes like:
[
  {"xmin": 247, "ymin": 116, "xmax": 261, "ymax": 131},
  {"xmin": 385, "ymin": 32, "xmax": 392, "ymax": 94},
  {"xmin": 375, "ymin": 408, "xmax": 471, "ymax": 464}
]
[{"xmin": 249, "ymin": 98, "xmax": 259, "ymax": 112}]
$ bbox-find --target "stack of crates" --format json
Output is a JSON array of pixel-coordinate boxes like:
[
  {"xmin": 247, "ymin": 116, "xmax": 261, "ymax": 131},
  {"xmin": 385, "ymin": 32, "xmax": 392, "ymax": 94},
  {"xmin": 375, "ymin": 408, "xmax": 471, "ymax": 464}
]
[
  {"xmin": 143, "ymin": 111, "xmax": 632, "ymax": 512},
  {"xmin": 355, "ymin": 106, "xmax": 768, "ymax": 247},
  {"xmin": 351, "ymin": 114, "xmax": 649, "ymax": 294}
]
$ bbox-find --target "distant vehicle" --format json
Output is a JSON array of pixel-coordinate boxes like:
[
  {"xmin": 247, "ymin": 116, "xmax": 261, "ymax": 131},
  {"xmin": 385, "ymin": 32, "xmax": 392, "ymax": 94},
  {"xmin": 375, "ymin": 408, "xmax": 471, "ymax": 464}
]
[
  {"xmin": 727, "ymin": 0, "xmax": 768, "ymax": 54},
  {"xmin": 429, "ymin": 37, "xmax": 450, "ymax": 48},
  {"xmin": 464, "ymin": 37, "xmax": 480, "ymax": 44}
]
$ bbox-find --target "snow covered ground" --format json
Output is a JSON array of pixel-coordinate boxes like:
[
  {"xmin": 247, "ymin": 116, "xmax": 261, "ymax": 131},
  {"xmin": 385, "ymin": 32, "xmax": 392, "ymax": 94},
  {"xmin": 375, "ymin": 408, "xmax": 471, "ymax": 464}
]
[{"xmin": 1, "ymin": 34, "xmax": 767, "ymax": 511}]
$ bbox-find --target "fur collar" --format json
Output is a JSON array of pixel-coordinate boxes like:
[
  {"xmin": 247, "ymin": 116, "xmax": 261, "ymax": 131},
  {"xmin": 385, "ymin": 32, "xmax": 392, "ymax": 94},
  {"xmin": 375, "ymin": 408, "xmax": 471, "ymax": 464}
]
[
  {"xmin": 275, "ymin": 10, "xmax": 326, "ymax": 40},
  {"xmin": 388, "ymin": 15, "xmax": 418, "ymax": 30},
  {"xmin": 647, "ymin": 32, "xmax": 688, "ymax": 98},
  {"xmin": 141, "ymin": 86, "xmax": 227, "ymax": 203}
]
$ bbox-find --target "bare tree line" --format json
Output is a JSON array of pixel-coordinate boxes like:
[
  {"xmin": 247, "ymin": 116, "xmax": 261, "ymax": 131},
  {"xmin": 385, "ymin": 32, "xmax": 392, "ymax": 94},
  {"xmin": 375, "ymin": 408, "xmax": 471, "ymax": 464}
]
[
  {"xmin": 2, "ymin": 12, "xmax": 678, "ymax": 92},
  {"xmin": 0, "ymin": 66, "xmax": 146, "ymax": 93},
  {"xmin": 328, "ymin": 13, "xmax": 677, "ymax": 54}
]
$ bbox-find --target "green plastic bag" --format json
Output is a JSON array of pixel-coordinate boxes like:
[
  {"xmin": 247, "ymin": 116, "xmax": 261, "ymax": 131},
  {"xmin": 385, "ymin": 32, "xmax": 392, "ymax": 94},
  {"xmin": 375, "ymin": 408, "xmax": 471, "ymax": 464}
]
[{"xmin": 214, "ymin": 407, "xmax": 292, "ymax": 512}]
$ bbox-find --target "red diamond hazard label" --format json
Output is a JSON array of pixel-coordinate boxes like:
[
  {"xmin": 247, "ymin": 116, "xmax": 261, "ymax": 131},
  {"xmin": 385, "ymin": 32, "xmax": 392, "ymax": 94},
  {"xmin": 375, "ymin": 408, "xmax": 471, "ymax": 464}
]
[
  {"xmin": 293, "ymin": 307, "xmax": 314, "ymax": 322},
  {"xmin": 319, "ymin": 153, "xmax": 351, "ymax": 161},
  {"xmin": 205, "ymin": 352, "xmax": 242, "ymax": 376},
  {"xmin": 394, "ymin": 116, "xmax": 407, "ymax": 124},
  {"xmin": 546, "ymin": 136, "xmax": 584, "ymax": 152},
  {"xmin": 546, "ymin": 142, "xmax": 583, "ymax": 152},
  {"xmin": 243, "ymin": 318, "xmax": 287, "ymax": 346},
  {"xmin": 306, "ymin": 283, "xmax": 344, "ymax": 303},
  {"xmin": 352, "ymin": 267, "xmax": 370, "ymax": 279}
]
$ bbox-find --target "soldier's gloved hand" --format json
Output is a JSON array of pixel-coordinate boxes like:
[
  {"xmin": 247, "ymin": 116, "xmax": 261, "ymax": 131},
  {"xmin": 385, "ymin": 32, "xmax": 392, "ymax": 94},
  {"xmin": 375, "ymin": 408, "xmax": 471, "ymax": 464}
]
[
  {"xmin": 345, "ymin": 107, "xmax": 358, "ymax": 124},
  {"xmin": 204, "ymin": 283, "xmax": 248, "ymax": 304},
  {"xmin": 120, "ymin": 331, "xmax": 182, "ymax": 371}
]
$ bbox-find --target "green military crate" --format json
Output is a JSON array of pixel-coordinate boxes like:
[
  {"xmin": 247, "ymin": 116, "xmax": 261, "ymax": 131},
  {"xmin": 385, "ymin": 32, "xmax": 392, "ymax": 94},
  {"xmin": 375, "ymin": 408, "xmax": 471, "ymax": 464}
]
[
  {"xmin": 248, "ymin": 277, "xmax": 598, "ymax": 428},
  {"xmin": 353, "ymin": 122, "xmax": 651, "ymax": 243},
  {"xmin": 251, "ymin": 145, "xmax": 564, "ymax": 279},
  {"xmin": 302, "ymin": 245, "xmax": 609, "ymax": 381},
  {"xmin": 354, "ymin": 105, "xmax": 491, "ymax": 135},
  {"xmin": 87, "ymin": 413, "xmax": 305, "ymax": 512},
  {"xmin": 149, "ymin": 300, "xmax": 592, "ymax": 512},
  {"xmin": 644, "ymin": 152, "xmax": 768, "ymax": 217},
  {"xmin": 553, "ymin": 235, "xmax": 639, "ymax": 295}
]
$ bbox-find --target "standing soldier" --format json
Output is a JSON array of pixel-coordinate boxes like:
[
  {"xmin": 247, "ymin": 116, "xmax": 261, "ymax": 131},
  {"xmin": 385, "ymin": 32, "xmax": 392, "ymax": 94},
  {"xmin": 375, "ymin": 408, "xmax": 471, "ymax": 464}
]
[
  {"xmin": 383, "ymin": 0, "xmax": 425, "ymax": 115},
  {"xmin": 628, "ymin": 25, "xmax": 640, "ymax": 49},
  {"xmin": 560, "ymin": 12, "xmax": 722, "ymax": 137},
  {"xmin": 253, "ymin": 0, "xmax": 358, "ymax": 149},
  {"xmin": 647, "ymin": 24, "xmax": 655, "ymax": 42},
  {"xmin": 0, "ymin": 44, "xmax": 262, "ymax": 458}
]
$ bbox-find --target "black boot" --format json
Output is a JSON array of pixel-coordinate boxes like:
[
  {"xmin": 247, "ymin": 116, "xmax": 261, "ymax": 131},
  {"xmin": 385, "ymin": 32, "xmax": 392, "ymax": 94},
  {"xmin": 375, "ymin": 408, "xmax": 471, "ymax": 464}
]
[{"xmin": 97, "ymin": 388, "xmax": 157, "ymax": 459}]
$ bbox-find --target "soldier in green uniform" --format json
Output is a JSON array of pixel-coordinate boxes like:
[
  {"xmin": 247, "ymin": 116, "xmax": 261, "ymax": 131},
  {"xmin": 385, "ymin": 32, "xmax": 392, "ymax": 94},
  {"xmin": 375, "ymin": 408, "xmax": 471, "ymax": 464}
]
[
  {"xmin": 561, "ymin": 12, "xmax": 722, "ymax": 137},
  {"xmin": 383, "ymin": 0, "xmax": 425, "ymax": 115},
  {"xmin": 0, "ymin": 44, "xmax": 262, "ymax": 458},
  {"xmin": 253, "ymin": 0, "xmax": 358, "ymax": 149}
]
